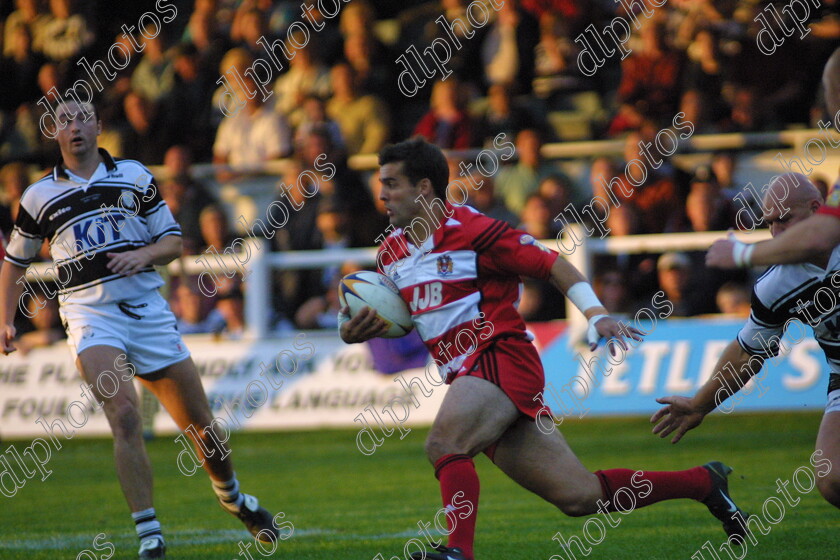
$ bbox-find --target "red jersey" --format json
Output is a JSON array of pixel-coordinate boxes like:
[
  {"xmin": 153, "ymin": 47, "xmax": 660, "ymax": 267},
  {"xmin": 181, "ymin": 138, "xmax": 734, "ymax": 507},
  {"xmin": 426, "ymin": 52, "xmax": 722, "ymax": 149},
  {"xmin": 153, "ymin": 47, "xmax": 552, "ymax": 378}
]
[{"xmin": 377, "ymin": 204, "xmax": 558, "ymax": 381}]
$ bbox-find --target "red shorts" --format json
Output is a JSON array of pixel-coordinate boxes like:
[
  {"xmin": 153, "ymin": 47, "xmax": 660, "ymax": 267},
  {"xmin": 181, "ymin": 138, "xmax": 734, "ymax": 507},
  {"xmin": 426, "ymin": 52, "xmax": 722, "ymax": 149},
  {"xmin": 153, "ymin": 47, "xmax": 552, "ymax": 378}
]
[{"xmin": 453, "ymin": 336, "xmax": 545, "ymax": 420}]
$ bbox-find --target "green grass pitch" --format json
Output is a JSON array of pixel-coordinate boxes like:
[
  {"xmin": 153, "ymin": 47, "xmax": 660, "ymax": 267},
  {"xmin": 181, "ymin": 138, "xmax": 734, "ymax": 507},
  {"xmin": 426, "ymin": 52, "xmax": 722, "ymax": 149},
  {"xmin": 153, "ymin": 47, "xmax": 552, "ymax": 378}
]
[{"xmin": 1, "ymin": 410, "xmax": 835, "ymax": 559}]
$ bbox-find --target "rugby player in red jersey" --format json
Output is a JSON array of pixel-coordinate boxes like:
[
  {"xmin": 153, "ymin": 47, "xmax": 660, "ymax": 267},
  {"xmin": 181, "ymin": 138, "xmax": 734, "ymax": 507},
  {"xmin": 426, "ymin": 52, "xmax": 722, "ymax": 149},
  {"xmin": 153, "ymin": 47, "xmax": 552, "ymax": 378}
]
[{"xmin": 340, "ymin": 138, "xmax": 750, "ymax": 560}]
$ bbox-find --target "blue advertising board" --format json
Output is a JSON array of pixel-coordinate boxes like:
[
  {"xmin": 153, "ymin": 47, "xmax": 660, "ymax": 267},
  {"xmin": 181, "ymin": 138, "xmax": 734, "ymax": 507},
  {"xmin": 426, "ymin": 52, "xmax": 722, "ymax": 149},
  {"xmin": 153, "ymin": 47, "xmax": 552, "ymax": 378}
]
[{"xmin": 537, "ymin": 318, "xmax": 828, "ymax": 418}]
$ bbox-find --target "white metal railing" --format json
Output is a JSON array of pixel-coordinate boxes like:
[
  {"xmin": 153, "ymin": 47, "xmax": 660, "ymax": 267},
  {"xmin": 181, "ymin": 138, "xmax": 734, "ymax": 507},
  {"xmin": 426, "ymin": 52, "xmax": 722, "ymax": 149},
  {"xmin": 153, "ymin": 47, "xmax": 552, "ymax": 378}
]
[
  {"xmin": 151, "ymin": 128, "xmax": 816, "ymax": 180},
  {"xmin": 22, "ymin": 228, "xmax": 773, "ymax": 338}
]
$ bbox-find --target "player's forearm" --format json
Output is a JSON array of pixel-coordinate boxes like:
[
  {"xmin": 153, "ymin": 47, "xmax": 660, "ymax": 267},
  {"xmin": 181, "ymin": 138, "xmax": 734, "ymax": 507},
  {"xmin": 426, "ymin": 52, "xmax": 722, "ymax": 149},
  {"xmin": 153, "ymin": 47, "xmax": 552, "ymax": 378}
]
[
  {"xmin": 142, "ymin": 235, "xmax": 182, "ymax": 265},
  {"xmin": 548, "ymin": 256, "xmax": 607, "ymax": 319},
  {"xmin": 692, "ymin": 339, "xmax": 762, "ymax": 414},
  {"xmin": 750, "ymin": 214, "xmax": 840, "ymax": 265},
  {"xmin": 0, "ymin": 262, "xmax": 27, "ymax": 325}
]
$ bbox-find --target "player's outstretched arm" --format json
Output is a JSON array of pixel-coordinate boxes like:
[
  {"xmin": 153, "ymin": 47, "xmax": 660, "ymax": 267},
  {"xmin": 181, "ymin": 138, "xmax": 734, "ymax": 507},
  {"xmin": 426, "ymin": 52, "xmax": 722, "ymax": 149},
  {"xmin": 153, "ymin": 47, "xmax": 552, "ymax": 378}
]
[
  {"xmin": 106, "ymin": 234, "xmax": 182, "ymax": 276},
  {"xmin": 707, "ymin": 214, "xmax": 840, "ymax": 268},
  {"xmin": 338, "ymin": 305, "xmax": 389, "ymax": 344},
  {"xmin": 547, "ymin": 256, "xmax": 644, "ymax": 352},
  {"xmin": 0, "ymin": 262, "xmax": 28, "ymax": 355},
  {"xmin": 651, "ymin": 339, "xmax": 763, "ymax": 443}
]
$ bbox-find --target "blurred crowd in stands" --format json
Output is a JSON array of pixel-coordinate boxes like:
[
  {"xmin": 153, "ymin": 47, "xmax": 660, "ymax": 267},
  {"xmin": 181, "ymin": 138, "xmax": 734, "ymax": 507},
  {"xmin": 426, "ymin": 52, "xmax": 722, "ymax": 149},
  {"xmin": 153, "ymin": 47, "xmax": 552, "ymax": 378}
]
[{"xmin": 1, "ymin": 0, "xmax": 839, "ymax": 341}]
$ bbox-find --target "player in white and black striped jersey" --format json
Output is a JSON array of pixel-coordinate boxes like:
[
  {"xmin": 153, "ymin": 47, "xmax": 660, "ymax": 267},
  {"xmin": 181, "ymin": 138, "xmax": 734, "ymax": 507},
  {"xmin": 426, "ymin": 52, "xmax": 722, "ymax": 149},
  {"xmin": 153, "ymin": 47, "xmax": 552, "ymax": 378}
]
[
  {"xmin": 0, "ymin": 101, "xmax": 280, "ymax": 559},
  {"xmin": 654, "ymin": 174, "xmax": 840, "ymax": 513}
]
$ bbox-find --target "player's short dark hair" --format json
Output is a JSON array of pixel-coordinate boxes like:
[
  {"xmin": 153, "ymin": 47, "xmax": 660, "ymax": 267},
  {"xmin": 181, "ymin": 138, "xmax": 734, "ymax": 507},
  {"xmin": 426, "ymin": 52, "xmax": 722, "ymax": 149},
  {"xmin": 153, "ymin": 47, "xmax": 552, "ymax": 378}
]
[
  {"xmin": 379, "ymin": 137, "xmax": 449, "ymax": 199},
  {"xmin": 52, "ymin": 98, "xmax": 99, "ymax": 122}
]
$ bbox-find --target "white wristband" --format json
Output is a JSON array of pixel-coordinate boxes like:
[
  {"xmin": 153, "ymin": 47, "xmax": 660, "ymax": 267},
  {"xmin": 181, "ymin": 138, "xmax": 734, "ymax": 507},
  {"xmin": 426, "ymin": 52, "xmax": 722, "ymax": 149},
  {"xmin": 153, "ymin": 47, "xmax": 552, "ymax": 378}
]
[
  {"xmin": 732, "ymin": 241, "xmax": 755, "ymax": 268},
  {"xmin": 567, "ymin": 282, "xmax": 604, "ymax": 314},
  {"xmin": 587, "ymin": 314, "xmax": 609, "ymax": 347}
]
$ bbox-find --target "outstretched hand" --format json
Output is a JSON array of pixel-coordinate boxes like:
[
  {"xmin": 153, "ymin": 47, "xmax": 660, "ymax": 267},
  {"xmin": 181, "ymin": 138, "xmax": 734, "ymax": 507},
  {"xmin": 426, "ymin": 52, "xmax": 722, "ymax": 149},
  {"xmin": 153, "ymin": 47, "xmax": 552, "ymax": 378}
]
[
  {"xmin": 650, "ymin": 395, "xmax": 705, "ymax": 443},
  {"xmin": 589, "ymin": 316, "xmax": 645, "ymax": 355}
]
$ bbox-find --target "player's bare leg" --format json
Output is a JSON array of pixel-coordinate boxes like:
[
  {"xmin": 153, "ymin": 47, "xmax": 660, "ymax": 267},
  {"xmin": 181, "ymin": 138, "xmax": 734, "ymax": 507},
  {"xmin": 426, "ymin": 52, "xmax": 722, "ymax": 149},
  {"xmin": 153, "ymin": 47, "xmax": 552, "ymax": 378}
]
[
  {"xmin": 78, "ymin": 345, "xmax": 152, "ymax": 511},
  {"xmin": 491, "ymin": 417, "xmax": 602, "ymax": 516},
  {"xmin": 77, "ymin": 345, "xmax": 163, "ymax": 558},
  {"xmin": 143, "ymin": 357, "xmax": 279, "ymax": 543},
  {"xmin": 415, "ymin": 376, "xmax": 521, "ymax": 560},
  {"xmin": 815, "ymin": 411, "xmax": 840, "ymax": 507},
  {"xmin": 141, "ymin": 357, "xmax": 232, "ymax": 481},
  {"xmin": 492, "ymin": 417, "xmax": 750, "ymax": 540},
  {"xmin": 425, "ymin": 376, "xmax": 520, "ymax": 461}
]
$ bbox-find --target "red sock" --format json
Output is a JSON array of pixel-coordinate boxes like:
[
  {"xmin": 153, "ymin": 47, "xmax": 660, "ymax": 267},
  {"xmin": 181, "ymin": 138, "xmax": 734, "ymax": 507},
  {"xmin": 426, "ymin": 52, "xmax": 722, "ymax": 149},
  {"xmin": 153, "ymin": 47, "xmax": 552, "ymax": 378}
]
[
  {"xmin": 595, "ymin": 467, "xmax": 712, "ymax": 512},
  {"xmin": 434, "ymin": 454, "xmax": 479, "ymax": 560}
]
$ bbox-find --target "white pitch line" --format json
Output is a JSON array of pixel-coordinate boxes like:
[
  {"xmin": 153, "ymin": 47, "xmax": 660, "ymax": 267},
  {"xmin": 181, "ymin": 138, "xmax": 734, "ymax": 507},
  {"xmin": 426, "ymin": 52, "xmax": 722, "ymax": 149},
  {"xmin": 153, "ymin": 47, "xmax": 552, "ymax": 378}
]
[{"xmin": 0, "ymin": 527, "xmax": 447, "ymax": 550}]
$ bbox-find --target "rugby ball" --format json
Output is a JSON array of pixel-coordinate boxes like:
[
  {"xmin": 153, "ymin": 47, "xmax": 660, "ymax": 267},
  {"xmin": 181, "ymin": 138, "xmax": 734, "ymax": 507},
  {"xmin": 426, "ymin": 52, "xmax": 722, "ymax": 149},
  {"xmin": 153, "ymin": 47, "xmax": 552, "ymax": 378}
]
[{"xmin": 338, "ymin": 271, "xmax": 413, "ymax": 338}]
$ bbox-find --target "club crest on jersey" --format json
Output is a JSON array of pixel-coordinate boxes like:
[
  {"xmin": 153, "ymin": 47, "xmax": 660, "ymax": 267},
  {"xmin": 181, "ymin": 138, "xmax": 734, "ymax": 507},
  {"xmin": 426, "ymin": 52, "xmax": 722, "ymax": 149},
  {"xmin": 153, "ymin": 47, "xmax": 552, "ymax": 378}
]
[
  {"xmin": 120, "ymin": 190, "xmax": 137, "ymax": 211},
  {"xmin": 437, "ymin": 254, "xmax": 454, "ymax": 276},
  {"xmin": 519, "ymin": 234, "xmax": 552, "ymax": 254}
]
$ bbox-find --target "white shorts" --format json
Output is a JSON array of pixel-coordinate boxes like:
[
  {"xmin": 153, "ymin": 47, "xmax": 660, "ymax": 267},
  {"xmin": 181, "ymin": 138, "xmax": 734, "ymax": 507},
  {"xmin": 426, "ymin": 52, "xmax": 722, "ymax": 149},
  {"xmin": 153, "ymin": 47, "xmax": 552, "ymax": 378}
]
[
  {"xmin": 59, "ymin": 290, "xmax": 191, "ymax": 376},
  {"xmin": 827, "ymin": 389, "xmax": 840, "ymax": 414}
]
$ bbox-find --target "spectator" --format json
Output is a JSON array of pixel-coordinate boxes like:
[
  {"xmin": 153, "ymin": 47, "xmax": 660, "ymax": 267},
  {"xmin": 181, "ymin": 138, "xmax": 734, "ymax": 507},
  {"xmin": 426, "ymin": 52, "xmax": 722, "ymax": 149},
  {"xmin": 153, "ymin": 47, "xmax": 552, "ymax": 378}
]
[
  {"xmin": 481, "ymin": 0, "xmax": 539, "ymax": 93},
  {"xmin": 171, "ymin": 282, "xmax": 226, "ymax": 334},
  {"xmin": 120, "ymin": 91, "xmax": 171, "ymax": 164},
  {"xmin": 185, "ymin": 9, "xmax": 228, "ymax": 85},
  {"xmin": 605, "ymin": 205, "xmax": 639, "ymax": 237},
  {"xmin": 594, "ymin": 269, "xmax": 631, "ymax": 314},
  {"xmin": 518, "ymin": 193, "xmax": 552, "ymax": 239},
  {"xmin": 685, "ymin": 172, "xmax": 734, "ymax": 232},
  {"xmin": 814, "ymin": 176, "xmax": 830, "ymax": 201},
  {"xmin": 494, "ymin": 128, "xmax": 558, "ymax": 214},
  {"xmin": 296, "ymin": 125, "xmax": 379, "ymax": 243},
  {"xmin": 365, "ymin": 169, "xmax": 392, "ymax": 234},
  {"xmin": 0, "ymin": 162, "xmax": 28, "ymax": 228},
  {"xmin": 294, "ymin": 95, "xmax": 345, "ymax": 157},
  {"xmin": 683, "ymin": 27, "xmax": 726, "ymax": 122},
  {"xmin": 413, "ymin": 78, "xmax": 474, "ymax": 150},
  {"xmin": 720, "ymin": 86, "xmax": 762, "ymax": 132},
  {"xmin": 657, "ymin": 252, "xmax": 702, "ymax": 317},
  {"xmin": 165, "ymin": 43, "xmax": 216, "ymax": 159},
  {"xmin": 716, "ymin": 282, "xmax": 751, "ymax": 317},
  {"xmin": 534, "ymin": 11, "xmax": 575, "ymax": 80},
  {"xmin": 213, "ymin": 66, "xmax": 293, "ymax": 172},
  {"xmin": 214, "ymin": 280, "xmax": 246, "ymax": 339},
  {"xmin": 343, "ymin": 31, "xmax": 391, "ymax": 95},
  {"xmin": 272, "ymin": 45, "xmax": 331, "ymax": 125},
  {"xmin": 130, "ymin": 26, "xmax": 175, "ymax": 104},
  {"xmin": 160, "ymin": 145, "xmax": 216, "ymax": 254},
  {"xmin": 618, "ymin": 131, "xmax": 681, "ymax": 234},
  {"xmin": 326, "ymin": 63, "xmax": 390, "ymax": 156},
  {"xmin": 199, "ymin": 204, "xmax": 232, "ymax": 253},
  {"xmin": 37, "ymin": 0, "xmax": 93, "ymax": 61},
  {"xmin": 0, "ymin": 23, "xmax": 44, "ymax": 111},
  {"xmin": 339, "ymin": 0, "xmax": 390, "ymax": 68},
  {"xmin": 16, "ymin": 292, "xmax": 65, "ymax": 355},
  {"xmin": 3, "ymin": 0, "xmax": 48, "ymax": 58},
  {"xmin": 538, "ymin": 174, "xmax": 575, "ymax": 226},
  {"xmin": 611, "ymin": 20, "xmax": 683, "ymax": 133},
  {"xmin": 678, "ymin": 89, "xmax": 711, "ymax": 133},
  {"xmin": 475, "ymin": 83, "xmax": 536, "ymax": 147}
]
